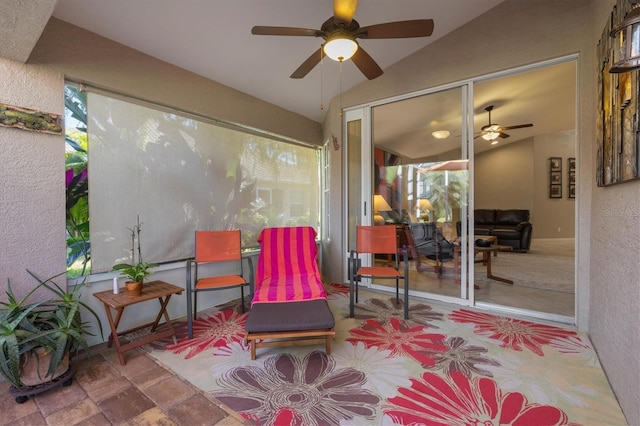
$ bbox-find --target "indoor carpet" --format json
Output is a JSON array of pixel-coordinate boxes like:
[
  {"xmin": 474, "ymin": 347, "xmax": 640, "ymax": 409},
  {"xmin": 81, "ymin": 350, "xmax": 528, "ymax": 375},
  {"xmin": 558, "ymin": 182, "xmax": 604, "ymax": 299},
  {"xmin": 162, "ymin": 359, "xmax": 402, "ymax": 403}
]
[{"xmin": 138, "ymin": 284, "xmax": 625, "ymax": 425}]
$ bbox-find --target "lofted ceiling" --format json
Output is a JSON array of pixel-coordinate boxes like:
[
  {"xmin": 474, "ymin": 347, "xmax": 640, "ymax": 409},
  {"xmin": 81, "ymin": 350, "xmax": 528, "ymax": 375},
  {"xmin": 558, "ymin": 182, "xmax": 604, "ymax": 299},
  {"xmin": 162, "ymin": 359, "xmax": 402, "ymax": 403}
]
[
  {"xmin": 2, "ymin": 0, "xmax": 575, "ymax": 159},
  {"xmin": 50, "ymin": 0, "xmax": 506, "ymax": 123}
]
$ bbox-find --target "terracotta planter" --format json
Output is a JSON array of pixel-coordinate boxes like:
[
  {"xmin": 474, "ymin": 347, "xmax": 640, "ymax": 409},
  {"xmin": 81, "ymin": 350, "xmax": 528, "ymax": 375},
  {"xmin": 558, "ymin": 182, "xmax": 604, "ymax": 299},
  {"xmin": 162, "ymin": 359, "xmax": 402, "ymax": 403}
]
[
  {"xmin": 125, "ymin": 280, "xmax": 143, "ymax": 296},
  {"xmin": 20, "ymin": 347, "xmax": 70, "ymax": 387}
]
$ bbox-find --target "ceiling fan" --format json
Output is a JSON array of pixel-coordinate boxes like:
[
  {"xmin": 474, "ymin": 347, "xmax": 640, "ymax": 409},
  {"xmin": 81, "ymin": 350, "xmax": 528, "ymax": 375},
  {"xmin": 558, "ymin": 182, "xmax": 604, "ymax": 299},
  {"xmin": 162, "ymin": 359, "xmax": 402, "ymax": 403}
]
[
  {"xmin": 251, "ymin": 0, "xmax": 434, "ymax": 80},
  {"xmin": 477, "ymin": 105, "xmax": 533, "ymax": 141}
]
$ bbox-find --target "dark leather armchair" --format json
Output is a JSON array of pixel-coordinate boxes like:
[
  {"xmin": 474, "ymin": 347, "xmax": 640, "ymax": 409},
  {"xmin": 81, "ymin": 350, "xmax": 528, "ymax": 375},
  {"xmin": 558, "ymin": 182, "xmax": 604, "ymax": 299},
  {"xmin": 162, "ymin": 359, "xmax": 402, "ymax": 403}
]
[{"xmin": 402, "ymin": 223, "xmax": 454, "ymax": 275}]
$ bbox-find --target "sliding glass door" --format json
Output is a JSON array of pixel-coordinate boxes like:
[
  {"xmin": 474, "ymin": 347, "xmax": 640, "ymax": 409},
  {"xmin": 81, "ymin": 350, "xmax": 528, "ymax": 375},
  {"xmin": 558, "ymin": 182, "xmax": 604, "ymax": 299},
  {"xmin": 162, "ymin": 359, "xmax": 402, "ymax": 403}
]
[{"xmin": 345, "ymin": 83, "xmax": 475, "ymax": 305}]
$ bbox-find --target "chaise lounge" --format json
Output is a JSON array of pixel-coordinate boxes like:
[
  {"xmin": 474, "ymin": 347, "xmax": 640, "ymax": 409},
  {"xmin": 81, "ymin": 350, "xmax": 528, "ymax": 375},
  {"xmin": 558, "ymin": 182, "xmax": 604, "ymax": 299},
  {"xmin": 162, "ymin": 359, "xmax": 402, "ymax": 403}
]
[{"xmin": 244, "ymin": 226, "xmax": 335, "ymax": 360}]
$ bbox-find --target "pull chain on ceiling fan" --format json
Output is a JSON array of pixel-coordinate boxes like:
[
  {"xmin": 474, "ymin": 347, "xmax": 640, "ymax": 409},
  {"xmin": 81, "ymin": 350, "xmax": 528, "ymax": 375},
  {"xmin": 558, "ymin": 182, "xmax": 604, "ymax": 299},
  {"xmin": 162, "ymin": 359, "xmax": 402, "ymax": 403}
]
[{"xmin": 251, "ymin": 0, "xmax": 434, "ymax": 80}]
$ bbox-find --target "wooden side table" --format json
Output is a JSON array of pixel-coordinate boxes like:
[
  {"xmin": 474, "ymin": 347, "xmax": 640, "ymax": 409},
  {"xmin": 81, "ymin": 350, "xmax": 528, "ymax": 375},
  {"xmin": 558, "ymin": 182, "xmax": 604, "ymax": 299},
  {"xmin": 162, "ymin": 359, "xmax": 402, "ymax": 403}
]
[{"xmin": 93, "ymin": 280, "xmax": 183, "ymax": 365}]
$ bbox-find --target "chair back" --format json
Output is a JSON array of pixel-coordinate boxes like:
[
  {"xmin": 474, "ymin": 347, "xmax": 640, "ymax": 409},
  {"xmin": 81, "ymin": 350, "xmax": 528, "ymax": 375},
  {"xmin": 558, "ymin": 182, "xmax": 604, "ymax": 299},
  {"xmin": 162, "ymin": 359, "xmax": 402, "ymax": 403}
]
[
  {"xmin": 195, "ymin": 230, "xmax": 242, "ymax": 263},
  {"xmin": 253, "ymin": 226, "xmax": 325, "ymax": 303},
  {"xmin": 357, "ymin": 225, "xmax": 397, "ymax": 255}
]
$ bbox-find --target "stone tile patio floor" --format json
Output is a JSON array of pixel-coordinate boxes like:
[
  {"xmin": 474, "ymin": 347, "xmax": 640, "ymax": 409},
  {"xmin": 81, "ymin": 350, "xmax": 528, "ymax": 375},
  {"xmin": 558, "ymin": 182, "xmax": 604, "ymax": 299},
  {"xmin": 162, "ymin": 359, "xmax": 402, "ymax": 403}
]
[{"xmin": 0, "ymin": 343, "xmax": 249, "ymax": 426}]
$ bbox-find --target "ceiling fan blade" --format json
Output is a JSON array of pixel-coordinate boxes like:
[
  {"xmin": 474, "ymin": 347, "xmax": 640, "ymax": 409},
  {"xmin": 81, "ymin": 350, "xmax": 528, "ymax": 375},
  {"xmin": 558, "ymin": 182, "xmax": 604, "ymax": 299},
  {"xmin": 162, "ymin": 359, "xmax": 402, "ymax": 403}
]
[
  {"xmin": 351, "ymin": 46, "xmax": 383, "ymax": 80},
  {"xmin": 290, "ymin": 48, "xmax": 323, "ymax": 79},
  {"xmin": 499, "ymin": 132, "xmax": 511, "ymax": 139},
  {"xmin": 500, "ymin": 123, "xmax": 533, "ymax": 131},
  {"xmin": 334, "ymin": 0, "xmax": 358, "ymax": 26},
  {"xmin": 357, "ymin": 19, "xmax": 434, "ymax": 39},
  {"xmin": 251, "ymin": 26, "xmax": 321, "ymax": 37}
]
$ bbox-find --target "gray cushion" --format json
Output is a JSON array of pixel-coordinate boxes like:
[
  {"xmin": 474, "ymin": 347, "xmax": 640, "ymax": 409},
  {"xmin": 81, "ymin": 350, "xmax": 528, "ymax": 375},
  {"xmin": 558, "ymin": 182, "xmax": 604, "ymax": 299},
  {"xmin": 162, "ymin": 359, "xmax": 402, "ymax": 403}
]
[{"xmin": 245, "ymin": 299, "xmax": 335, "ymax": 333}]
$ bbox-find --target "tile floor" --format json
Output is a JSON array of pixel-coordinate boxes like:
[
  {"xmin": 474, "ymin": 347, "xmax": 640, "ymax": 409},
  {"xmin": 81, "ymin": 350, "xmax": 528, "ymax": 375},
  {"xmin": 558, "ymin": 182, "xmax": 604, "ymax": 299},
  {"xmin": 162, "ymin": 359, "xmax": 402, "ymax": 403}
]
[{"xmin": 0, "ymin": 343, "xmax": 249, "ymax": 426}]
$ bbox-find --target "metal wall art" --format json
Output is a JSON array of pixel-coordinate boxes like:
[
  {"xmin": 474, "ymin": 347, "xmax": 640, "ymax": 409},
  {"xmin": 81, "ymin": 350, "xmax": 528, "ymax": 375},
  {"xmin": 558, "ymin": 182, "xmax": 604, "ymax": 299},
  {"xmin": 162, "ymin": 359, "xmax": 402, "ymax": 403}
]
[{"xmin": 597, "ymin": 0, "xmax": 640, "ymax": 186}]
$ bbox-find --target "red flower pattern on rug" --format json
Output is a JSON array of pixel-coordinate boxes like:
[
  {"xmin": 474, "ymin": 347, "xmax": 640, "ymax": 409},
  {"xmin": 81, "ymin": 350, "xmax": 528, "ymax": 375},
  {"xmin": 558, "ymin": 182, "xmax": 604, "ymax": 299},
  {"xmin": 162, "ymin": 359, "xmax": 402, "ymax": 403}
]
[
  {"xmin": 449, "ymin": 309, "xmax": 578, "ymax": 356},
  {"xmin": 166, "ymin": 308, "xmax": 246, "ymax": 359},
  {"xmin": 346, "ymin": 317, "xmax": 447, "ymax": 366},
  {"xmin": 385, "ymin": 371, "xmax": 577, "ymax": 426},
  {"xmin": 143, "ymin": 288, "xmax": 621, "ymax": 425}
]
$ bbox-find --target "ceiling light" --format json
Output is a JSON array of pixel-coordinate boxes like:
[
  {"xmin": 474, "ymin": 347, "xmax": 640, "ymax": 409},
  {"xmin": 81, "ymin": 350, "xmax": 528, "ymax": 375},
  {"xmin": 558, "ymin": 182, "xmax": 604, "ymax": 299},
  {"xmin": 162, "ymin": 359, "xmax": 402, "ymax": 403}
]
[
  {"xmin": 482, "ymin": 131, "xmax": 500, "ymax": 141},
  {"xmin": 610, "ymin": 4, "xmax": 640, "ymax": 73},
  {"xmin": 432, "ymin": 130, "xmax": 450, "ymax": 139},
  {"xmin": 323, "ymin": 36, "xmax": 358, "ymax": 62},
  {"xmin": 491, "ymin": 140, "xmax": 499, "ymax": 145}
]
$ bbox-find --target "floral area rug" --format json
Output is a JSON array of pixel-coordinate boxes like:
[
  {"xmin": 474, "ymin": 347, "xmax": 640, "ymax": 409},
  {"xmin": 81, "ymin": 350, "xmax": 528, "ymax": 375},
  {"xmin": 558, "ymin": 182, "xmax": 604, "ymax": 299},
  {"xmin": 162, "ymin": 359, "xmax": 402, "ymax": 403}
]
[{"xmin": 140, "ymin": 284, "xmax": 625, "ymax": 425}]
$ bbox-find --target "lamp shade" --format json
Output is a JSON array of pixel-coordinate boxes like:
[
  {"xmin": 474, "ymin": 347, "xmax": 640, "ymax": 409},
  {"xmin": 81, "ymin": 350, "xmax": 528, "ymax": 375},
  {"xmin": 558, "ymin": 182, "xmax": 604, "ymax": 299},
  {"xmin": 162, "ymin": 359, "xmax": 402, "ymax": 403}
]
[
  {"xmin": 418, "ymin": 199, "xmax": 433, "ymax": 211},
  {"xmin": 323, "ymin": 36, "xmax": 358, "ymax": 62},
  {"xmin": 373, "ymin": 194, "xmax": 392, "ymax": 212}
]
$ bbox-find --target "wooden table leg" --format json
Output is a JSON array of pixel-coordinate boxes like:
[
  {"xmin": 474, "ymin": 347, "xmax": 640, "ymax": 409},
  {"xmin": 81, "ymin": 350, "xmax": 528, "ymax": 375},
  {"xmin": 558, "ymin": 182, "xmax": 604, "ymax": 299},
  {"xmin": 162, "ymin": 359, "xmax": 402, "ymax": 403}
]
[
  {"xmin": 156, "ymin": 296, "xmax": 178, "ymax": 344},
  {"xmin": 485, "ymin": 251, "xmax": 514, "ymax": 285},
  {"xmin": 102, "ymin": 303, "xmax": 127, "ymax": 365}
]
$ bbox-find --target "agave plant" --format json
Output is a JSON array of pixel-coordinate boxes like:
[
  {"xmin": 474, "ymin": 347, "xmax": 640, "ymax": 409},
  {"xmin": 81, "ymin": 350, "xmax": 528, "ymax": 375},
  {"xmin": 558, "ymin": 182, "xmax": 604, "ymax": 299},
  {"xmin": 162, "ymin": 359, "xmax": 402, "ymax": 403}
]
[{"xmin": 0, "ymin": 270, "xmax": 102, "ymax": 389}]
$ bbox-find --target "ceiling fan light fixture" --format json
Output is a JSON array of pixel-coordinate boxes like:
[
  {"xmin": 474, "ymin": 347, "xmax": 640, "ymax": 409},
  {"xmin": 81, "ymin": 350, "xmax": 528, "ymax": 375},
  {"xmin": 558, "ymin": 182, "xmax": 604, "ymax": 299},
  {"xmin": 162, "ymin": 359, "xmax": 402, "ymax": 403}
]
[
  {"xmin": 482, "ymin": 131, "xmax": 500, "ymax": 141},
  {"xmin": 432, "ymin": 130, "xmax": 450, "ymax": 139},
  {"xmin": 610, "ymin": 4, "xmax": 640, "ymax": 73},
  {"xmin": 323, "ymin": 36, "xmax": 358, "ymax": 61}
]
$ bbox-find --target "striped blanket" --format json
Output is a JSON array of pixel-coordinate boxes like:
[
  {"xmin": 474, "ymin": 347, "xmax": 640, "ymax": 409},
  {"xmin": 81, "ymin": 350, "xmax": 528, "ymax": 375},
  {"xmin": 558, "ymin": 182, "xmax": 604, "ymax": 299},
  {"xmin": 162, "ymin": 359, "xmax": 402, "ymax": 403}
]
[{"xmin": 251, "ymin": 226, "xmax": 327, "ymax": 304}]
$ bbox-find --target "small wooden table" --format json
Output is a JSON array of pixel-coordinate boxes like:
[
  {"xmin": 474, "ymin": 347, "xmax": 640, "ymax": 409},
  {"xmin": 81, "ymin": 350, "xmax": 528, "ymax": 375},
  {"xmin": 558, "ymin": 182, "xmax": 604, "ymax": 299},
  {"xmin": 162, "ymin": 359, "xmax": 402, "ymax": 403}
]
[
  {"xmin": 474, "ymin": 246, "xmax": 514, "ymax": 285},
  {"xmin": 93, "ymin": 280, "xmax": 183, "ymax": 365},
  {"xmin": 453, "ymin": 239, "xmax": 514, "ymax": 287}
]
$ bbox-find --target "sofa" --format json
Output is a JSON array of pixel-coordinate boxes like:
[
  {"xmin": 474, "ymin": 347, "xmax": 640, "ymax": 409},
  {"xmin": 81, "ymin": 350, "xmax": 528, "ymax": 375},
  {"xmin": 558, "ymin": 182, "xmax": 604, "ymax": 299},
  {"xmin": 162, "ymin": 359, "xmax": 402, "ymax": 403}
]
[{"xmin": 466, "ymin": 209, "xmax": 532, "ymax": 252}]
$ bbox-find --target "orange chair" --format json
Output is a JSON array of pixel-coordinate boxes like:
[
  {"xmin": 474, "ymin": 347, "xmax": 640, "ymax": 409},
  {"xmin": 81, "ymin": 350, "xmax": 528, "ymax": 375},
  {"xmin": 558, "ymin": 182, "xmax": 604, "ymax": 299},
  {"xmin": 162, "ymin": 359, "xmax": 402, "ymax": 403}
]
[
  {"xmin": 349, "ymin": 225, "xmax": 409, "ymax": 319},
  {"xmin": 186, "ymin": 230, "xmax": 253, "ymax": 339}
]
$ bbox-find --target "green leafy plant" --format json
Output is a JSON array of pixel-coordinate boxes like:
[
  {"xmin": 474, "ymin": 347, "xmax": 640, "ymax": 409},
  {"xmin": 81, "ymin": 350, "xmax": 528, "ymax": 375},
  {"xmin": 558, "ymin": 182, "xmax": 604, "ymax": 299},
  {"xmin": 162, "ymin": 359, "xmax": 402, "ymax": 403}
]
[
  {"xmin": 0, "ymin": 270, "xmax": 103, "ymax": 389},
  {"xmin": 112, "ymin": 216, "xmax": 156, "ymax": 283}
]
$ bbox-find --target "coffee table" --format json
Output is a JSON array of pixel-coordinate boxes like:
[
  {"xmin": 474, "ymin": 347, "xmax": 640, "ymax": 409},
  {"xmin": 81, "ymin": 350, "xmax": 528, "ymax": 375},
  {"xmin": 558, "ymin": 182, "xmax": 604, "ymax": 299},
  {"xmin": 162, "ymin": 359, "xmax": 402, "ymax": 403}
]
[
  {"xmin": 474, "ymin": 245, "xmax": 514, "ymax": 284},
  {"xmin": 93, "ymin": 280, "xmax": 183, "ymax": 365},
  {"xmin": 452, "ymin": 238, "xmax": 514, "ymax": 286}
]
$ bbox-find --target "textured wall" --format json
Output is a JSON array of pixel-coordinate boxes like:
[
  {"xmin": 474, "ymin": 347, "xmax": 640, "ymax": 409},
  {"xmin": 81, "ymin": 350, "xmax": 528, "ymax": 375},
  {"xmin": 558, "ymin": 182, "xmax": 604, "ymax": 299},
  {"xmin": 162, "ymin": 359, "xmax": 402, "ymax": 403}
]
[{"xmin": 0, "ymin": 58, "xmax": 65, "ymax": 296}]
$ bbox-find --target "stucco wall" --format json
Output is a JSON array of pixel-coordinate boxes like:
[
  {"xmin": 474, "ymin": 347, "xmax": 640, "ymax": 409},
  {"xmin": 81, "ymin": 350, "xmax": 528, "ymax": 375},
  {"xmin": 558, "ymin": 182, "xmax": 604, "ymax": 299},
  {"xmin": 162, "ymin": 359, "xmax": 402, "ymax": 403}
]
[{"xmin": 0, "ymin": 58, "xmax": 65, "ymax": 296}]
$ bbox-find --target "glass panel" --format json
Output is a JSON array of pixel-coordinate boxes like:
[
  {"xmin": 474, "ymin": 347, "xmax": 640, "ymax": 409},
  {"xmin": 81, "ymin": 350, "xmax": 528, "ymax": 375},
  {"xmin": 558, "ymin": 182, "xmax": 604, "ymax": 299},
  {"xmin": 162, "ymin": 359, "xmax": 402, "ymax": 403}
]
[
  {"xmin": 372, "ymin": 86, "xmax": 469, "ymax": 299},
  {"xmin": 473, "ymin": 61, "xmax": 576, "ymax": 318}
]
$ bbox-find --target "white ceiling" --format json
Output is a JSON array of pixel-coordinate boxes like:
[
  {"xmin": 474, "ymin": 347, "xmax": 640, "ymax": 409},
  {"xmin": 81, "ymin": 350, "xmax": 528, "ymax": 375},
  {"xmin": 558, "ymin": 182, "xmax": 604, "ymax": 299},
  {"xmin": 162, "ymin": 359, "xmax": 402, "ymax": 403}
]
[
  {"xmin": 51, "ymin": 0, "xmax": 506, "ymax": 123},
  {"xmin": 0, "ymin": 0, "xmax": 572, "ymax": 161}
]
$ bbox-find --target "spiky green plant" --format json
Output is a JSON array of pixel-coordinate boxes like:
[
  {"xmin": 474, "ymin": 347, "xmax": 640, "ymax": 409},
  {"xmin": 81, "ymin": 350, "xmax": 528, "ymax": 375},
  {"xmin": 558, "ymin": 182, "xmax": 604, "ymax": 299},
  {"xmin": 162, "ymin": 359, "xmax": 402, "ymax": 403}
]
[{"xmin": 0, "ymin": 271, "xmax": 103, "ymax": 389}]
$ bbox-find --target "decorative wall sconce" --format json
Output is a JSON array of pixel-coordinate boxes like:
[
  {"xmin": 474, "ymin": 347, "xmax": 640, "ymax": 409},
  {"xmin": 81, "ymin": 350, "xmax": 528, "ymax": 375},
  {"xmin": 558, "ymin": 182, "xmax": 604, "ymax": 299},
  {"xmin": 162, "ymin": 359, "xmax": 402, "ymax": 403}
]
[{"xmin": 610, "ymin": 3, "xmax": 640, "ymax": 73}]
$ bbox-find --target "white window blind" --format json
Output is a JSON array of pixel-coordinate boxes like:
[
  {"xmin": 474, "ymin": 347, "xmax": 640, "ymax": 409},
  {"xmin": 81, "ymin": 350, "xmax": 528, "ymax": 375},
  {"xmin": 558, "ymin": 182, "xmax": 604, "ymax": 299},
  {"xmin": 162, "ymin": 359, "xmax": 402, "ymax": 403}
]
[{"xmin": 87, "ymin": 92, "xmax": 319, "ymax": 273}]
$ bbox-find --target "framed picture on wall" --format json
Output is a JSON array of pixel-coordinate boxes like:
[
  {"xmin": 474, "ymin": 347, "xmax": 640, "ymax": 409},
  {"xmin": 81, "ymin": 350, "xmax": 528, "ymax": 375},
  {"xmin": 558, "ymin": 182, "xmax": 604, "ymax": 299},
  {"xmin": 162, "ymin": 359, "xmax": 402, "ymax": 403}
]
[
  {"xmin": 568, "ymin": 184, "xmax": 576, "ymax": 198},
  {"xmin": 550, "ymin": 184, "xmax": 562, "ymax": 198},
  {"xmin": 551, "ymin": 171, "xmax": 562, "ymax": 184},
  {"xmin": 550, "ymin": 157, "xmax": 562, "ymax": 172}
]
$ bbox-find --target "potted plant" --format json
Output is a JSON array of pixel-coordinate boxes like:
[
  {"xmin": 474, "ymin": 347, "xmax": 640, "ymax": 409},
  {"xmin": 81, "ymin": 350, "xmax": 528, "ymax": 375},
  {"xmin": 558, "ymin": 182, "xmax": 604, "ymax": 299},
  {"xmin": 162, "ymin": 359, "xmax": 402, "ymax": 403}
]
[
  {"xmin": 0, "ymin": 270, "xmax": 103, "ymax": 402},
  {"xmin": 112, "ymin": 217, "xmax": 156, "ymax": 296}
]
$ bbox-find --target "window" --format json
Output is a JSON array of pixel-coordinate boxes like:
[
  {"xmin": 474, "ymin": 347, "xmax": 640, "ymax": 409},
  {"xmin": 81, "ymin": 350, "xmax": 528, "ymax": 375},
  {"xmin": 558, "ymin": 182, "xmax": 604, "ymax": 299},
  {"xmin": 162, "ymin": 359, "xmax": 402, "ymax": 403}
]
[{"xmin": 64, "ymin": 84, "xmax": 321, "ymax": 275}]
